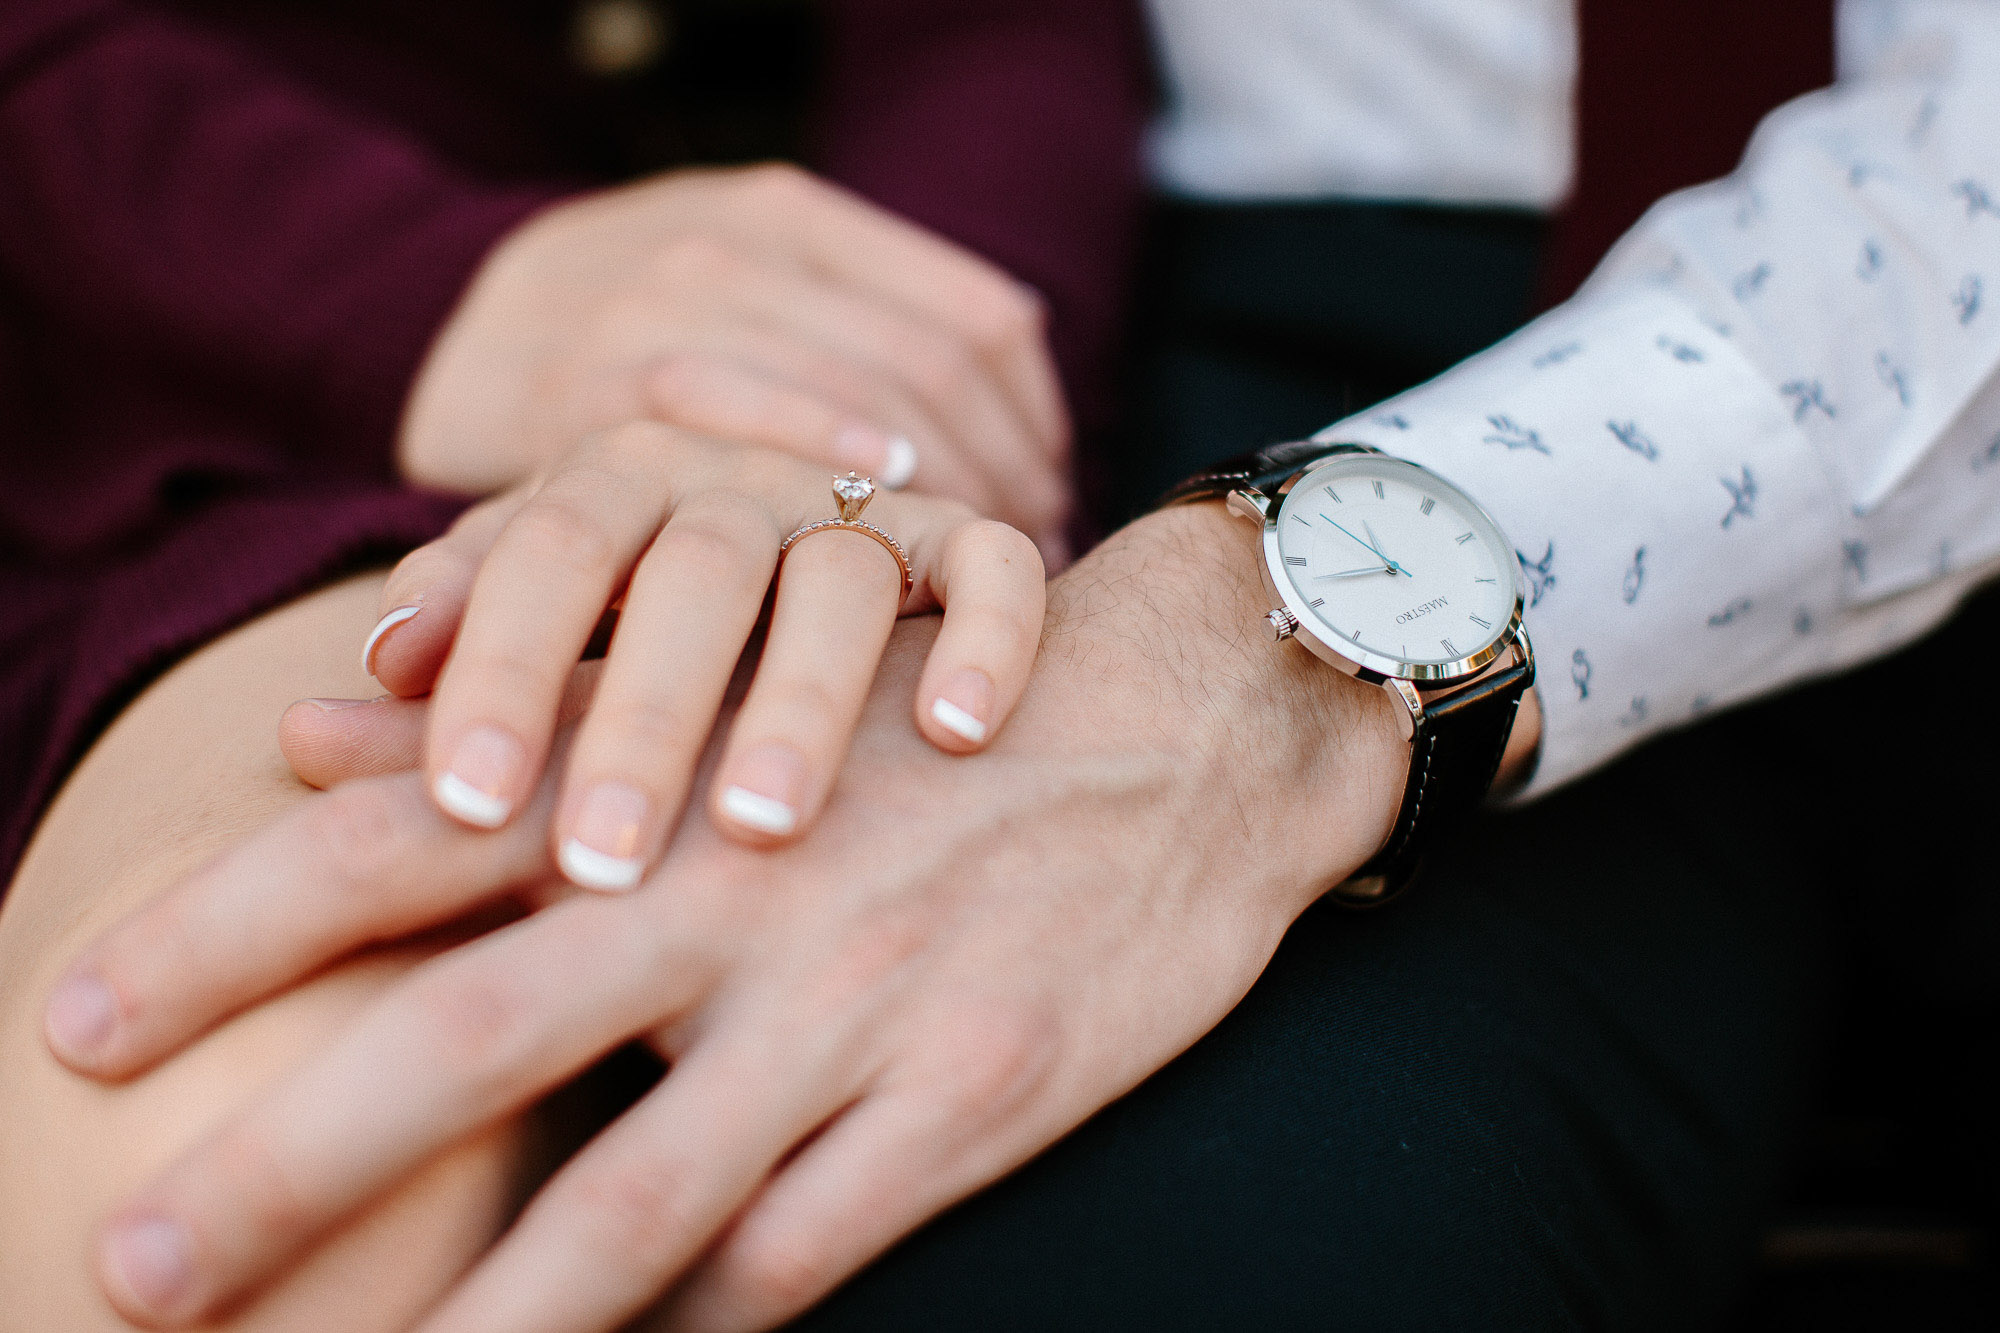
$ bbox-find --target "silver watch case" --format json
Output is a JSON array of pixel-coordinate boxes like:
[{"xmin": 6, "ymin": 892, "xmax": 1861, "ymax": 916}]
[{"xmin": 1226, "ymin": 443, "xmax": 1531, "ymax": 732}]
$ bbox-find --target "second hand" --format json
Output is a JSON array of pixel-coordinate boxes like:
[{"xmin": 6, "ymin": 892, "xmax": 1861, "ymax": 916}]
[{"xmin": 1322, "ymin": 515, "xmax": 1405, "ymax": 576}]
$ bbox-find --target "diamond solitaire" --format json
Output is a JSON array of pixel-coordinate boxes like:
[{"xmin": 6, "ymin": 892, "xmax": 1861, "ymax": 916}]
[{"xmin": 832, "ymin": 471, "xmax": 876, "ymax": 521}]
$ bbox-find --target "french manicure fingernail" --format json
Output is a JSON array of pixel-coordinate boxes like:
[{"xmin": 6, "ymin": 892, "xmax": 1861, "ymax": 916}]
[
  {"xmin": 103, "ymin": 1217, "xmax": 193, "ymax": 1318},
  {"xmin": 880, "ymin": 435, "xmax": 918, "ymax": 489},
  {"xmin": 931, "ymin": 669, "xmax": 993, "ymax": 745},
  {"xmin": 720, "ymin": 787, "xmax": 797, "ymax": 835},
  {"xmin": 45, "ymin": 973, "xmax": 117, "ymax": 1060},
  {"xmin": 434, "ymin": 726, "xmax": 521, "ymax": 829},
  {"xmin": 719, "ymin": 744, "xmax": 806, "ymax": 836},
  {"xmin": 559, "ymin": 781, "xmax": 648, "ymax": 892},
  {"xmin": 361, "ymin": 605, "xmax": 420, "ymax": 677}
]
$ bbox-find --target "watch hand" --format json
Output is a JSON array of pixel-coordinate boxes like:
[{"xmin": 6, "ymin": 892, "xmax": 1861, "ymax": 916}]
[
  {"xmin": 1322, "ymin": 516, "xmax": 1394, "ymax": 567},
  {"xmin": 1362, "ymin": 519, "xmax": 1413, "ymax": 577},
  {"xmin": 1313, "ymin": 566, "xmax": 1395, "ymax": 580}
]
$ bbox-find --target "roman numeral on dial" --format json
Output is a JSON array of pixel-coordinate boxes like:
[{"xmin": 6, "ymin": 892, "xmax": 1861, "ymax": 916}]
[
  {"xmin": 1440, "ymin": 637, "xmax": 1458, "ymax": 656},
  {"xmin": 1324, "ymin": 486, "xmax": 1341, "ymax": 503},
  {"xmin": 1284, "ymin": 556, "xmax": 1307, "ymax": 566},
  {"xmin": 1372, "ymin": 480, "xmax": 1386, "ymax": 499},
  {"xmin": 1456, "ymin": 532, "xmax": 1476, "ymax": 545},
  {"xmin": 1419, "ymin": 496, "xmax": 1435, "ymax": 515},
  {"xmin": 1470, "ymin": 614, "xmax": 1492, "ymax": 630}
]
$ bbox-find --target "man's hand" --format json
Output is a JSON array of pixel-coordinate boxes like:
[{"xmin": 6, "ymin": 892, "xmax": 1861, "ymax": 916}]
[
  {"xmin": 45, "ymin": 506, "xmax": 1414, "ymax": 1330},
  {"xmin": 401, "ymin": 164, "xmax": 1072, "ymax": 557}
]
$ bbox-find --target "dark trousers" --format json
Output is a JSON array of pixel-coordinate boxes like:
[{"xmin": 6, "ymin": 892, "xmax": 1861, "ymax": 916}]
[
  {"xmin": 797, "ymin": 714, "xmax": 1828, "ymax": 1330},
  {"xmin": 780, "ymin": 201, "xmax": 1997, "ymax": 1329},
  {"xmin": 790, "ymin": 617, "xmax": 2000, "ymax": 1330}
]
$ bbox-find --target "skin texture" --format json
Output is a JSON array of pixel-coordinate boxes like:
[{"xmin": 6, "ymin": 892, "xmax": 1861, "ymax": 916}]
[
  {"xmin": 0, "ymin": 573, "xmax": 531, "ymax": 1331},
  {"xmin": 16, "ymin": 506, "xmax": 1542, "ymax": 1330},
  {"xmin": 400, "ymin": 164, "xmax": 1072, "ymax": 556},
  {"xmin": 37, "ymin": 504, "xmax": 1542, "ymax": 1331}
]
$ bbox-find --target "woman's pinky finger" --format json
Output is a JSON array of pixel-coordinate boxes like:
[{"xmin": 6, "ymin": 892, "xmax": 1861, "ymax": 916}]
[
  {"xmin": 363, "ymin": 487, "xmax": 531, "ymax": 697},
  {"xmin": 914, "ymin": 519, "xmax": 1045, "ymax": 754}
]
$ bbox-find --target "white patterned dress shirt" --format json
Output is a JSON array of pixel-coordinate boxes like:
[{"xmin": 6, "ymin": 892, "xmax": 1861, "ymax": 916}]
[{"xmin": 1294, "ymin": 1, "xmax": 2000, "ymax": 795}]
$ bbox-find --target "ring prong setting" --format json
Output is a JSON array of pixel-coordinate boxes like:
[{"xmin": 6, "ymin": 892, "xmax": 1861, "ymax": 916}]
[{"xmin": 832, "ymin": 471, "xmax": 876, "ymax": 522}]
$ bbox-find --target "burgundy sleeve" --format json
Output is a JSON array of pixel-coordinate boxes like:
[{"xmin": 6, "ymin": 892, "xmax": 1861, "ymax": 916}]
[
  {"xmin": 812, "ymin": 0, "xmax": 1152, "ymax": 434},
  {"xmin": 0, "ymin": 0, "xmax": 561, "ymax": 475}
]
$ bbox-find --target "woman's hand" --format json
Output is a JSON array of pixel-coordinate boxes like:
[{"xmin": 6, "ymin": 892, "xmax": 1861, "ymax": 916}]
[
  {"xmin": 401, "ymin": 164, "xmax": 1072, "ymax": 559},
  {"xmin": 361, "ymin": 420, "xmax": 1043, "ymax": 891},
  {"xmin": 44, "ymin": 508, "xmax": 1408, "ymax": 1331}
]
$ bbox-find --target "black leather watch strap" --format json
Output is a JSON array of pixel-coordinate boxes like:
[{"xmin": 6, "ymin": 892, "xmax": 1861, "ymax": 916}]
[
  {"xmin": 1160, "ymin": 438, "xmax": 1534, "ymax": 907},
  {"xmin": 1159, "ymin": 439, "xmax": 1355, "ymax": 510},
  {"xmin": 1336, "ymin": 652, "xmax": 1531, "ymax": 905}
]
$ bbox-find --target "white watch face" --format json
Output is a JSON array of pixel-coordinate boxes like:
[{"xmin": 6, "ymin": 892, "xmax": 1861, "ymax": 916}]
[{"xmin": 1269, "ymin": 453, "xmax": 1517, "ymax": 674}]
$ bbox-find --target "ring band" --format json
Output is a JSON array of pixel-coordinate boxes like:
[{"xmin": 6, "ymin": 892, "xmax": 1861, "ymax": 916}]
[{"xmin": 777, "ymin": 472, "xmax": 914, "ymax": 598}]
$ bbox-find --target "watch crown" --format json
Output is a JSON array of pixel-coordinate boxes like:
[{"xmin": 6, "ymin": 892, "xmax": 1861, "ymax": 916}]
[{"xmin": 1266, "ymin": 608, "xmax": 1300, "ymax": 641}]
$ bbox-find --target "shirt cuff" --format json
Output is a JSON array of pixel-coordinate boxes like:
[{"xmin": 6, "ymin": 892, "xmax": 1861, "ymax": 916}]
[{"xmin": 1316, "ymin": 285, "xmax": 1846, "ymax": 797}]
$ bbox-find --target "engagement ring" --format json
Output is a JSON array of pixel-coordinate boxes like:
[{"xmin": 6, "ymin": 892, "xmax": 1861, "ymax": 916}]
[{"xmin": 777, "ymin": 472, "xmax": 914, "ymax": 597}]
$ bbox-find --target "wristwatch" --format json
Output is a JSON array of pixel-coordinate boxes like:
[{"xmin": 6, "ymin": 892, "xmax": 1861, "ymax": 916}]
[{"xmin": 1162, "ymin": 439, "xmax": 1535, "ymax": 905}]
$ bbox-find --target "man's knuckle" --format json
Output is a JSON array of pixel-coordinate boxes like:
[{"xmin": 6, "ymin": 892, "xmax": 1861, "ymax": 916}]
[
  {"xmin": 728, "ymin": 1229, "xmax": 837, "ymax": 1313},
  {"xmin": 572, "ymin": 1158, "xmax": 701, "ymax": 1271},
  {"xmin": 210, "ymin": 1127, "xmax": 315, "ymax": 1239},
  {"xmin": 304, "ymin": 785, "xmax": 408, "ymax": 897},
  {"xmin": 409, "ymin": 972, "xmax": 535, "ymax": 1088},
  {"xmin": 818, "ymin": 909, "xmax": 935, "ymax": 1006},
  {"xmin": 930, "ymin": 1001, "xmax": 1059, "ymax": 1130}
]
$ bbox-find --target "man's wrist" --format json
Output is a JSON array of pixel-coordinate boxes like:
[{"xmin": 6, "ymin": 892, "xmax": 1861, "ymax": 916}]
[
  {"xmin": 1051, "ymin": 502, "xmax": 1545, "ymax": 907},
  {"xmin": 1048, "ymin": 503, "xmax": 1410, "ymax": 911}
]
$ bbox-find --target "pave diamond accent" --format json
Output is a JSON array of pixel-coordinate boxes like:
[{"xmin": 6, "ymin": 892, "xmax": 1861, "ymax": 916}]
[{"xmin": 832, "ymin": 471, "xmax": 876, "ymax": 521}]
